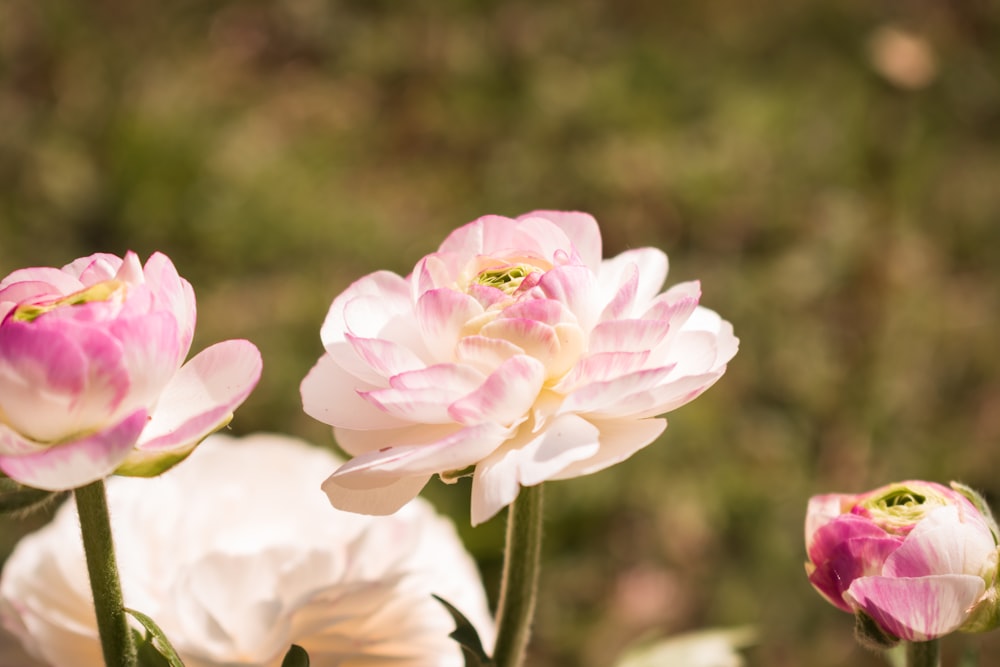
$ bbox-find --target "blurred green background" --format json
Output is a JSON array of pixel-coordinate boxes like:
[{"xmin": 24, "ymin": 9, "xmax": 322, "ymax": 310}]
[{"xmin": 2, "ymin": 0, "xmax": 1000, "ymax": 665}]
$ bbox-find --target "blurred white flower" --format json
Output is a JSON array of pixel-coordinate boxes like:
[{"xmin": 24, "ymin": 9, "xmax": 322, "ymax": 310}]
[
  {"xmin": 0, "ymin": 433, "xmax": 494, "ymax": 667},
  {"xmin": 615, "ymin": 626, "xmax": 755, "ymax": 667}
]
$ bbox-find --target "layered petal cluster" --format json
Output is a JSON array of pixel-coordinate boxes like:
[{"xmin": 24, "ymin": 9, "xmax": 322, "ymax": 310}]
[
  {"xmin": 805, "ymin": 480, "xmax": 1000, "ymax": 642},
  {"xmin": 302, "ymin": 211, "xmax": 738, "ymax": 524},
  {"xmin": 0, "ymin": 252, "xmax": 262, "ymax": 490},
  {"xmin": 0, "ymin": 433, "xmax": 494, "ymax": 667}
]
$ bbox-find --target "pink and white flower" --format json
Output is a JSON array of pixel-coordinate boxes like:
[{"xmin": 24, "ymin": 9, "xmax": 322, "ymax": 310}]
[
  {"xmin": 0, "ymin": 433, "xmax": 494, "ymax": 667},
  {"xmin": 0, "ymin": 252, "xmax": 262, "ymax": 490},
  {"xmin": 302, "ymin": 211, "xmax": 738, "ymax": 524},
  {"xmin": 805, "ymin": 480, "xmax": 1000, "ymax": 642}
]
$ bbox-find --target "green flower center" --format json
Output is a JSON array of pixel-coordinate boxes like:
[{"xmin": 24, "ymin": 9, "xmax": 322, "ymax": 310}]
[
  {"xmin": 475, "ymin": 264, "xmax": 536, "ymax": 295},
  {"xmin": 860, "ymin": 483, "xmax": 948, "ymax": 534}
]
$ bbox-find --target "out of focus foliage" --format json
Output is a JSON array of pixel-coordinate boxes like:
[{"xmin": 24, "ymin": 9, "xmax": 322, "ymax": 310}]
[{"xmin": 2, "ymin": 1, "xmax": 1000, "ymax": 665}]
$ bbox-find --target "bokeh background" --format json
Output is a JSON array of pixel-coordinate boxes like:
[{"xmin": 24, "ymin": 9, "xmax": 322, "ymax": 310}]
[{"xmin": 2, "ymin": 1, "xmax": 1000, "ymax": 665}]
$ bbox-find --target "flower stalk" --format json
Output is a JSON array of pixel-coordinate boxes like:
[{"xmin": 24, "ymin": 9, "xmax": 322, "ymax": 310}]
[
  {"xmin": 75, "ymin": 480, "xmax": 136, "ymax": 667},
  {"xmin": 905, "ymin": 639, "xmax": 940, "ymax": 667},
  {"xmin": 492, "ymin": 483, "xmax": 544, "ymax": 667}
]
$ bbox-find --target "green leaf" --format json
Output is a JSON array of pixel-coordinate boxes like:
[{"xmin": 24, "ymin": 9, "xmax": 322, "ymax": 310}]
[
  {"xmin": 281, "ymin": 644, "xmax": 310, "ymax": 667},
  {"xmin": 433, "ymin": 595, "xmax": 494, "ymax": 667},
  {"xmin": 0, "ymin": 476, "xmax": 63, "ymax": 516},
  {"xmin": 125, "ymin": 608, "xmax": 185, "ymax": 667}
]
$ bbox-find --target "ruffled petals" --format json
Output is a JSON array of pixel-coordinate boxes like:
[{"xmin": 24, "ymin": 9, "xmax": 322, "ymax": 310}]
[{"xmin": 0, "ymin": 409, "xmax": 148, "ymax": 491}]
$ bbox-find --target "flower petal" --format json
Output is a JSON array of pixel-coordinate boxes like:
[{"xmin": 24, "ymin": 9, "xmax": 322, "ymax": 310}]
[
  {"xmin": 554, "ymin": 351, "xmax": 656, "ymax": 393},
  {"xmin": 519, "ymin": 210, "xmax": 603, "ymax": 271},
  {"xmin": 549, "ymin": 417, "xmax": 667, "ymax": 480},
  {"xmin": 107, "ymin": 313, "xmax": 182, "ymax": 411},
  {"xmin": 448, "ymin": 356, "xmax": 546, "ymax": 426},
  {"xmin": 479, "ymin": 318, "xmax": 559, "ymax": 367},
  {"xmin": 561, "ymin": 365, "xmax": 675, "ymax": 415},
  {"xmin": 470, "ymin": 455, "xmax": 522, "ymax": 526},
  {"xmin": 346, "ymin": 333, "xmax": 426, "ymax": 379},
  {"xmin": 0, "ymin": 320, "xmax": 130, "ymax": 442},
  {"xmin": 436, "ymin": 215, "xmax": 515, "ymax": 259},
  {"xmin": 135, "ymin": 339, "xmax": 262, "ymax": 453},
  {"xmin": 806, "ymin": 515, "xmax": 903, "ymax": 612},
  {"xmin": 455, "ymin": 336, "xmax": 523, "ymax": 375},
  {"xmin": 416, "ymin": 288, "xmax": 484, "ymax": 361},
  {"xmin": 301, "ymin": 354, "xmax": 407, "ymax": 431},
  {"xmin": 590, "ymin": 371, "xmax": 727, "ymax": 420},
  {"xmin": 589, "ymin": 318, "xmax": 672, "ymax": 355},
  {"xmin": 319, "ymin": 271, "xmax": 421, "ymax": 385},
  {"xmin": 321, "ymin": 474, "xmax": 432, "ymax": 516},
  {"xmin": 0, "ymin": 409, "xmax": 147, "ymax": 490},
  {"xmin": 330, "ymin": 423, "xmax": 508, "ymax": 480},
  {"xmin": 507, "ymin": 413, "xmax": 601, "ymax": 486},
  {"xmin": 537, "ymin": 265, "xmax": 599, "ymax": 333},
  {"xmin": 805, "ymin": 494, "xmax": 855, "ymax": 548},
  {"xmin": 364, "ymin": 364, "xmax": 486, "ymax": 424},
  {"xmin": 883, "ymin": 506, "xmax": 998, "ymax": 578},
  {"xmin": 63, "ymin": 253, "xmax": 123, "ymax": 284},
  {"xmin": 0, "ymin": 268, "xmax": 84, "ymax": 301},
  {"xmin": 321, "ymin": 271, "xmax": 412, "ymax": 344},
  {"xmin": 333, "ymin": 423, "xmax": 466, "ymax": 457},
  {"xmin": 142, "ymin": 252, "xmax": 197, "ymax": 358},
  {"xmin": 845, "ymin": 574, "xmax": 985, "ymax": 641}
]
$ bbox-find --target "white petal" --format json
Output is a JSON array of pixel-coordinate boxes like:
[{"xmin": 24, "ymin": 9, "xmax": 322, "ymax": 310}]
[
  {"xmin": 510, "ymin": 414, "xmax": 601, "ymax": 486},
  {"xmin": 518, "ymin": 210, "xmax": 603, "ymax": 271},
  {"xmin": 330, "ymin": 423, "xmax": 508, "ymax": 479},
  {"xmin": 551, "ymin": 418, "xmax": 667, "ymax": 480},
  {"xmin": 599, "ymin": 248, "xmax": 669, "ymax": 314},
  {"xmin": 470, "ymin": 454, "xmax": 522, "ymax": 526},
  {"xmin": 321, "ymin": 473, "xmax": 431, "ymax": 516},
  {"xmin": 301, "ymin": 354, "xmax": 406, "ymax": 430}
]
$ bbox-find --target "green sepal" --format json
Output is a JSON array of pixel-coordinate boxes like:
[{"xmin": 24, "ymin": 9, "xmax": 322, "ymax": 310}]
[
  {"xmin": 126, "ymin": 608, "xmax": 184, "ymax": 667},
  {"xmin": 951, "ymin": 481, "xmax": 1000, "ymax": 544},
  {"xmin": 114, "ymin": 448, "xmax": 195, "ymax": 478},
  {"xmin": 0, "ymin": 476, "xmax": 64, "ymax": 516},
  {"xmin": 960, "ymin": 585, "xmax": 1000, "ymax": 634},
  {"xmin": 432, "ymin": 595, "xmax": 494, "ymax": 667},
  {"xmin": 115, "ymin": 417, "xmax": 233, "ymax": 478},
  {"xmin": 281, "ymin": 644, "xmax": 310, "ymax": 667},
  {"xmin": 854, "ymin": 610, "xmax": 899, "ymax": 651}
]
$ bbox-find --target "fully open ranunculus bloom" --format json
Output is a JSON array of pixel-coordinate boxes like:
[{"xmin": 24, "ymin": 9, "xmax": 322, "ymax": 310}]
[
  {"xmin": 302, "ymin": 211, "xmax": 738, "ymax": 524},
  {"xmin": 0, "ymin": 433, "xmax": 494, "ymax": 667},
  {"xmin": 0, "ymin": 252, "xmax": 262, "ymax": 490},
  {"xmin": 805, "ymin": 480, "xmax": 1000, "ymax": 642}
]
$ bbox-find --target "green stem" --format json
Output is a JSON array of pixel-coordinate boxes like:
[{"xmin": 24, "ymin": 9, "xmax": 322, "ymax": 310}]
[
  {"xmin": 905, "ymin": 639, "xmax": 940, "ymax": 667},
  {"xmin": 492, "ymin": 484, "xmax": 544, "ymax": 667},
  {"xmin": 75, "ymin": 480, "xmax": 136, "ymax": 667}
]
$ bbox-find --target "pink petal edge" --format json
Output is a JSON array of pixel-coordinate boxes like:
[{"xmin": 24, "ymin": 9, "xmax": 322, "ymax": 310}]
[{"xmin": 0, "ymin": 409, "xmax": 148, "ymax": 491}]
